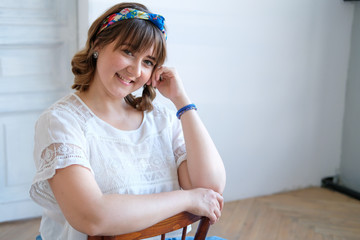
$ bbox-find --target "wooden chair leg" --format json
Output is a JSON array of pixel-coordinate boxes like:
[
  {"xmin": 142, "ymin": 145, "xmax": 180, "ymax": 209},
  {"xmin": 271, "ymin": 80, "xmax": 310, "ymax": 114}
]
[
  {"xmin": 181, "ymin": 225, "xmax": 187, "ymax": 240},
  {"xmin": 194, "ymin": 218, "xmax": 210, "ymax": 240}
]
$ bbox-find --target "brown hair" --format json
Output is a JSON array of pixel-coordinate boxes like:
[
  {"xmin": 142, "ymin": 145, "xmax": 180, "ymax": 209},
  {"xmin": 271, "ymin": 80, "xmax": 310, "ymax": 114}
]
[{"xmin": 71, "ymin": 2, "xmax": 167, "ymax": 111}]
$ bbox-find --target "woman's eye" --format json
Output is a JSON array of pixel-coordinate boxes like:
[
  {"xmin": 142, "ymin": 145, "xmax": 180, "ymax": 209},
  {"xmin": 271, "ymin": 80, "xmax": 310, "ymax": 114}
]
[
  {"xmin": 144, "ymin": 60, "xmax": 154, "ymax": 67},
  {"xmin": 123, "ymin": 50, "xmax": 133, "ymax": 56}
]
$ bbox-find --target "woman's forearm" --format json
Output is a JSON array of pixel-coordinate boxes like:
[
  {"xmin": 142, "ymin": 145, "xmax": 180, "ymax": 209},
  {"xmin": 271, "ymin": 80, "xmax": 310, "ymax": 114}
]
[
  {"xmin": 92, "ymin": 190, "xmax": 190, "ymax": 236},
  {"xmin": 151, "ymin": 66, "xmax": 226, "ymax": 192},
  {"xmin": 173, "ymin": 97, "xmax": 226, "ymax": 194}
]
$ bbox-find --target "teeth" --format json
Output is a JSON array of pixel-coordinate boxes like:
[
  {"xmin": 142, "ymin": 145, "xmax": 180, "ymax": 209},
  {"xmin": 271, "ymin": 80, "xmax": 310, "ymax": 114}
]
[{"xmin": 117, "ymin": 73, "xmax": 131, "ymax": 83}]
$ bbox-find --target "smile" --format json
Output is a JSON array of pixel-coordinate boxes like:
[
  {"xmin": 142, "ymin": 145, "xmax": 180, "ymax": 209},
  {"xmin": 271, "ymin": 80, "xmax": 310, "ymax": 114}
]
[{"xmin": 116, "ymin": 73, "xmax": 134, "ymax": 85}]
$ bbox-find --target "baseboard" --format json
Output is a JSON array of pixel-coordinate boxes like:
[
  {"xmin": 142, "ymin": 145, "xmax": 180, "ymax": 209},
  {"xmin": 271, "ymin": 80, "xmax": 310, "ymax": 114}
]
[{"xmin": 321, "ymin": 176, "xmax": 360, "ymax": 201}]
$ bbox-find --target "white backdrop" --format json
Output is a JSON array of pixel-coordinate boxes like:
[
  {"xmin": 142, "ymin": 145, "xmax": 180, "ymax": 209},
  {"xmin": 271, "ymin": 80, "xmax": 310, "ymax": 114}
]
[{"xmin": 81, "ymin": 0, "xmax": 355, "ymax": 201}]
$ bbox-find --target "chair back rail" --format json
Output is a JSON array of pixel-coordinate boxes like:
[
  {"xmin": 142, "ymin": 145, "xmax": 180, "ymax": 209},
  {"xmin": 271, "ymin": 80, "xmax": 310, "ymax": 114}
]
[{"xmin": 88, "ymin": 212, "xmax": 210, "ymax": 240}]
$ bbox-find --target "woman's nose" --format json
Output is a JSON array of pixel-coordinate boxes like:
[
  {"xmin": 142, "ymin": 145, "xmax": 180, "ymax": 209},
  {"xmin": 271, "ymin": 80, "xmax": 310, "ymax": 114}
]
[{"xmin": 127, "ymin": 59, "xmax": 142, "ymax": 78}]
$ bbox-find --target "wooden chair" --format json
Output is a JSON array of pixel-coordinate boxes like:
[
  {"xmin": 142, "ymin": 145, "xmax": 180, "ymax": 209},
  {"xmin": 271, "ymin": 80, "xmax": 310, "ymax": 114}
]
[{"xmin": 88, "ymin": 211, "xmax": 210, "ymax": 240}]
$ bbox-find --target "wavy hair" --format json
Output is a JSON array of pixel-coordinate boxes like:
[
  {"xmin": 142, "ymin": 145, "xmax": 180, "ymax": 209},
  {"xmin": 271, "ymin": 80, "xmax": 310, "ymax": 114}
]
[{"xmin": 71, "ymin": 2, "xmax": 167, "ymax": 111}]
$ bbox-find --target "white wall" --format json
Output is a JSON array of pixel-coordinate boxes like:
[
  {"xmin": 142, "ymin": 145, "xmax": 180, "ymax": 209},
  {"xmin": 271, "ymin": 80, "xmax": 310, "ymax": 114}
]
[
  {"xmin": 83, "ymin": 0, "xmax": 355, "ymax": 202},
  {"xmin": 341, "ymin": 3, "xmax": 360, "ymax": 193}
]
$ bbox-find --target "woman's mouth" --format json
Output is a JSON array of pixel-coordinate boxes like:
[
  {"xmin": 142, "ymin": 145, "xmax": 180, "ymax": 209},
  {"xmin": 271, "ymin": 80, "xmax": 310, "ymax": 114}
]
[{"xmin": 116, "ymin": 73, "xmax": 133, "ymax": 85}]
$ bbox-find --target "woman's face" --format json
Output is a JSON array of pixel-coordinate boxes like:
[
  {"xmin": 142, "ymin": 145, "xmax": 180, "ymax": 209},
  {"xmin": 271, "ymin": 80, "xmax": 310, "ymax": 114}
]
[{"xmin": 92, "ymin": 41, "xmax": 156, "ymax": 99}]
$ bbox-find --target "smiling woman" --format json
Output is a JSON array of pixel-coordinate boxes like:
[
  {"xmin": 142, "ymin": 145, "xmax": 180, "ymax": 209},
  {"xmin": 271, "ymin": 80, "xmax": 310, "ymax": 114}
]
[
  {"xmin": 83, "ymin": 41, "xmax": 157, "ymax": 113},
  {"xmin": 72, "ymin": 6, "xmax": 166, "ymax": 112},
  {"xmin": 29, "ymin": 2, "xmax": 226, "ymax": 240}
]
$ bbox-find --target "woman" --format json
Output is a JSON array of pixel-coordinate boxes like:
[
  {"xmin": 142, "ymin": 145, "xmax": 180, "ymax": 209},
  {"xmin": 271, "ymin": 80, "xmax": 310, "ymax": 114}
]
[{"xmin": 30, "ymin": 2, "xmax": 226, "ymax": 240}]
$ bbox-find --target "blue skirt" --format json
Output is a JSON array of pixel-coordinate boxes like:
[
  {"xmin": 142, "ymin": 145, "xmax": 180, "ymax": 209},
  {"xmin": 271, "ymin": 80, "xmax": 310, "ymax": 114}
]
[{"xmin": 36, "ymin": 235, "xmax": 226, "ymax": 240}]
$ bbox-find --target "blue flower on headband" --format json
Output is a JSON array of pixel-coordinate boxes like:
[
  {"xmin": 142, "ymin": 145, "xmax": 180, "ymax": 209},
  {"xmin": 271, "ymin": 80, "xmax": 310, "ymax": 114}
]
[{"xmin": 98, "ymin": 8, "xmax": 167, "ymax": 39}]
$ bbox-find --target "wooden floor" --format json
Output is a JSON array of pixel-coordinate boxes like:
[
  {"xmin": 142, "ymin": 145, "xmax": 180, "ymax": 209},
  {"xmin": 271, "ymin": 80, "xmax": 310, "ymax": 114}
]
[
  {"xmin": 191, "ymin": 187, "xmax": 360, "ymax": 240},
  {"xmin": 1, "ymin": 187, "xmax": 360, "ymax": 240}
]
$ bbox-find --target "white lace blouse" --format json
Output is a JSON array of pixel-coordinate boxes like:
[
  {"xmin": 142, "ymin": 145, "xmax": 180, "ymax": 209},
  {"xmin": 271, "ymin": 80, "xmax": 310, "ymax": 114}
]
[{"xmin": 29, "ymin": 93, "xmax": 187, "ymax": 240}]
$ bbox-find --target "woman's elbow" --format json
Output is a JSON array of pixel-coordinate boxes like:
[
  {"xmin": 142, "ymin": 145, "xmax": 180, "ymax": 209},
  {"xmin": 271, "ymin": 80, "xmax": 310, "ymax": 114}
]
[
  {"xmin": 209, "ymin": 168, "xmax": 226, "ymax": 194},
  {"xmin": 66, "ymin": 211, "xmax": 105, "ymax": 236},
  {"xmin": 211, "ymin": 178, "xmax": 226, "ymax": 194},
  {"xmin": 194, "ymin": 174, "xmax": 226, "ymax": 194},
  {"xmin": 80, "ymin": 222, "xmax": 102, "ymax": 237}
]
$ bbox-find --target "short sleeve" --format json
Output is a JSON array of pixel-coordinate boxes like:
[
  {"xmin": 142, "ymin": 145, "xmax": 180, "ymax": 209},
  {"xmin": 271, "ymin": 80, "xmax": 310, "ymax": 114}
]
[{"xmin": 29, "ymin": 109, "xmax": 93, "ymax": 210}]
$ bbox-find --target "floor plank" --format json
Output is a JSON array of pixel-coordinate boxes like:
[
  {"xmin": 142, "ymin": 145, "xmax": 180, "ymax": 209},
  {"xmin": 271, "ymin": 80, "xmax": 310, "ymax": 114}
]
[{"xmin": 0, "ymin": 217, "xmax": 41, "ymax": 240}]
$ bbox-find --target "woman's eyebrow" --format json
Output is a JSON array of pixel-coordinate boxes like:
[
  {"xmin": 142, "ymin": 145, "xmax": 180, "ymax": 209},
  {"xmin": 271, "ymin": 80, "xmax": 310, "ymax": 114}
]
[
  {"xmin": 118, "ymin": 43, "xmax": 133, "ymax": 49},
  {"xmin": 147, "ymin": 56, "xmax": 156, "ymax": 61},
  {"xmin": 120, "ymin": 43, "xmax": 157, "ymax": 61}
]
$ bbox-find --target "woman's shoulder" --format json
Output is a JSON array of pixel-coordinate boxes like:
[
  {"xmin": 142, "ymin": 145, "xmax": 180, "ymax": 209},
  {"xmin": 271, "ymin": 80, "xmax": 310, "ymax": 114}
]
[
  {"xmin": 38, "ymin": 93, "xmax": 93, "ymax": 126},
  {"xmin": 150, "ymin": 100, "xmax": 177, "ymax": 120}
]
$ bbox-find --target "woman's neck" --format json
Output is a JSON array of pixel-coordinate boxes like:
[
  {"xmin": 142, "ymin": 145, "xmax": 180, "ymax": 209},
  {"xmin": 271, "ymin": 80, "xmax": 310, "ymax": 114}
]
[{"xmin": 76, "ymin": 90, "xmax": 144, "ymax": 131}]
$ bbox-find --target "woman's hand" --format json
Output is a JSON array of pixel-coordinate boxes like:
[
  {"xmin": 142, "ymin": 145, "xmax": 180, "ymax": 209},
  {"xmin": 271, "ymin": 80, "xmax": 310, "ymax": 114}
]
[
  {"xmin": 148, "ymin": 66, "xmax": 190, "ymax": 108},
  {"xmin": 186, "ymin": 188, "xmax": 224, "ymax": 225}
]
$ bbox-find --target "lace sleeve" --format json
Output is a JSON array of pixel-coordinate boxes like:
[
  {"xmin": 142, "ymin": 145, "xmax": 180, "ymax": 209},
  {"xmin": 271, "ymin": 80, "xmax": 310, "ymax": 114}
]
[
  {"xmin": 30, "ymin": 143, "xmax": 92, "ymax": 210},
  {"xmin": 174, "ymin": 144, "xmax": 187, "ymax": 168},
  {"xmin": 29, "ymin": 108, "xmax": 93, "ymax": 210}
]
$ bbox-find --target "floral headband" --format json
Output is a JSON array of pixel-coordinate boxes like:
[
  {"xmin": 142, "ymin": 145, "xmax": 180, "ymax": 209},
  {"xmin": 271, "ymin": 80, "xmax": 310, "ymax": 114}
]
[{"xmin": 98, "ymin": 8, "xmax": 167, "ymax": 39}]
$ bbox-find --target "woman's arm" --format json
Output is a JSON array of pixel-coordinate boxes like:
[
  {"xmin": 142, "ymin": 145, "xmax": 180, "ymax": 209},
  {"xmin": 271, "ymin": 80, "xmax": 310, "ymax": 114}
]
[
  {"xmin": 48, "ymin": 164, "xmax": 223, "ymax": 236},
  {"xmin": 150, "ymin": 67, "xmax": 226, "ymax": 194},
  {"xmin": 175, "ymin": 97, "xmax": 226, "ymax": 194}
]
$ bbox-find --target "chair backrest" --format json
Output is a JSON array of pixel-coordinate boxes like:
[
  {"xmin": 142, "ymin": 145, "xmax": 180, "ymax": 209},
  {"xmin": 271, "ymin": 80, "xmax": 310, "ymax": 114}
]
[{"xmin": 88, "ymin": 211, "xmax": 210, "ymax": 240}]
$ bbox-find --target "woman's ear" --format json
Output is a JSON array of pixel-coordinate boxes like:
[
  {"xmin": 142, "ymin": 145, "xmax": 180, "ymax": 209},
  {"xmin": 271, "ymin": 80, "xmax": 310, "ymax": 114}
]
[{"xmin": 92, "ymin": 39, "xmax": 103, "ymax": 53}]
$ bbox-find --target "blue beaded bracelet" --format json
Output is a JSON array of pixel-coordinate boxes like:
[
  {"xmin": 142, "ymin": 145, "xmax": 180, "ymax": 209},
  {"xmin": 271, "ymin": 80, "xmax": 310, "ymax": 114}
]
[{"xmin": 176, "ymin": 103, "xmax": 197, "ymax": 119}]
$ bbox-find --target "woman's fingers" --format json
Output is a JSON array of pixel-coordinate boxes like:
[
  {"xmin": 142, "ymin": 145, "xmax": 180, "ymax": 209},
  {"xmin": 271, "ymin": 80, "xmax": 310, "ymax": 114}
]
[
  {"xmin": 217, "ymin": 193, "xmax": 224, "ymax": 211},
  {"xmin": 210, "ymin": 191, "xmax": 223, "ymax": 224},
  {"xmin": 188, "ymin": 188, "xmax": 224, "ymax": 224},
  {"xmin": 151, "ymin": 66, "xmax": 163, "ymax": 88},
  {"xmin": 150, "ymin": 66, "xmax": 188, "ymax": 103},
  {"xmin": 209, "ymin": 201, "xmax": 222, "ymax": 224},
  {"xmin": 213, "ymin": 193, "xmax": 223, "ymax": 224}
]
